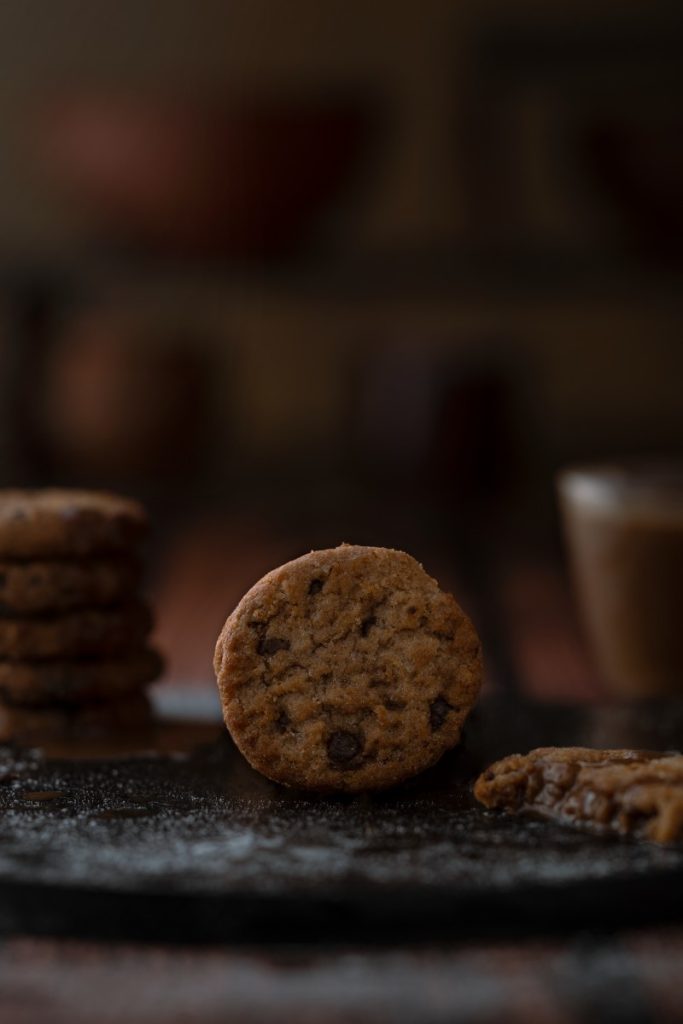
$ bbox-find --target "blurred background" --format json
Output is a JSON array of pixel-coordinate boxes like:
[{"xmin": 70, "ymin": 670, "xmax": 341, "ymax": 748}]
[{"xmin": 0, "ymin": 0, "xmax": 681, "ymax": 701}]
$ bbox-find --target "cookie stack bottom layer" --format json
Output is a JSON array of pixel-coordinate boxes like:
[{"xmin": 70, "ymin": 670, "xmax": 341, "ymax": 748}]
[{"xmin": 0, "ymin": 649, "xmax": 163, "ymax": 707}]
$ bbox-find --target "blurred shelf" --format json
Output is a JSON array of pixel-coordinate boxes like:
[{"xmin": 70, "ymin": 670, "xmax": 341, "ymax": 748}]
[
  {"xmin": 1, "ymin": 246, "xmax": 682, "ymax": 313},
  {"xmin": 476, "ymin": 12, "xmax": 683, "ymax": 84}
]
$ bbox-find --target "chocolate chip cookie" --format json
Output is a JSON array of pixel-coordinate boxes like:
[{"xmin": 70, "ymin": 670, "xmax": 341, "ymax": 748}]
[
  {"xmin": 475, "ymin": 746, "xmax": 683, "ymax": 844},
  {"xmin": 0, "ymin": 603, "xmax": 152, "ymax": 660},
  {"xmin": 214, "ymin": 544, "xmax": 483, "ymax": 791},
  {"xmin": 0, "ymin": 648, "xmax": 162, "ymax": 707},
  {"xmin": 0, "ymin": 692, "xmax": 152, "ymax": 742},
  {"xmin": 0, "ymin": 558, "xmax": 140, "ymax": 614},
  {"xmin": 0, "ymin": 490, "xmax": 147, "ymax": 559}
]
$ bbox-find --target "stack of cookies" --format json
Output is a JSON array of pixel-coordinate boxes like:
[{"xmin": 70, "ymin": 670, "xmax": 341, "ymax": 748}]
[{"xmin": 0, "ymin": 490, "xmax": 162, "ymax": 730}]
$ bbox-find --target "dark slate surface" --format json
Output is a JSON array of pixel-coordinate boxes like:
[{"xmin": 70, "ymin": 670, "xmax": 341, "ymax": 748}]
[{"xmin": 0, "ymin": 696, "xmax": 682, "ymax": 943}]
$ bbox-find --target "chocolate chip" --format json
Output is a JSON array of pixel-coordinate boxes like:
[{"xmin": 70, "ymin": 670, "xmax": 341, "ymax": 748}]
[
  {"xmin": 327, "ymin": 730, "xmax": 362, "ymax": 766},
  {"xmin": 258, "ymin": 636, "xmax": 290, "ymax": 656},
  {"xmin": 360, "ymin": 616, "xmax": 376, "ymax": 637},
  {"xmin": 275, "ymin": 710, "xmax": 290, "ymax": 733},
  {"xmin": 429, "ymin": 696, "xmax": 453, "ymax": 731},
  {"xmin": 407, "ymin": 605, "xmax": 417, "ymax": 615},
  {"xmin": 308, "ymin": 578, "xmax": 324, "ymax": 596},
  {"xmin": 384, "ymin": 699, "xmax": 406, "ymax": 711}
]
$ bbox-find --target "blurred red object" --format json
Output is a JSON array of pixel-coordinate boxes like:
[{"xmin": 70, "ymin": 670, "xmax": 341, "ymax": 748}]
[
  {"xmin": 35, "ymin": 93, "xmax": 371, "ymax": 257},
  {"xmin": 39, "ymin": 311, "xmax": 211, "ymax": 480}
]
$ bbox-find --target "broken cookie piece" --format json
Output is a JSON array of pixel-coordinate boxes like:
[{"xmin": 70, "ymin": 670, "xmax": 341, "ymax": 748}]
[
  {"xmin": 474, "ymin": 746, "xmax": 683, "ymax": 844},
  {"xmin": 214, "ymin": 544, "xmax": 483, "ymax": 791}
]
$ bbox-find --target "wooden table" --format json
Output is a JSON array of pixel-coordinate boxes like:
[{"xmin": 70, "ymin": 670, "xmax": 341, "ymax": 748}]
[{"xmin": 2, "ymin": 929, "xmax": 682, "ymax": 1024}]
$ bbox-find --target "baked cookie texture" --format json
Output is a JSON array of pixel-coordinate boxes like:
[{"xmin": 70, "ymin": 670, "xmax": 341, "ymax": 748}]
[
  {"xmin": 0, "ymin": 649, "xmax": 162, "ymax": 707},
  {"xmin": 0, "ymin": 490, "xmax": 147, "ymax": 559},
  {"xmin": 0, "ymin": 692, "xmax": 152, "ymax": 742},
  {"xmin": 0, "ymin": 603, "xmax": 152, "ymax": 660},
  {"xmin": 475, "ymin": 746, "xmax": 683, "ymax": 844},
  {"xmin": 215, "ymin": 544, "xmax": 483, "ymax": 791},
  {"xmin": 0, "ymin": 558, "xmax": 140, "ymax": 614}
]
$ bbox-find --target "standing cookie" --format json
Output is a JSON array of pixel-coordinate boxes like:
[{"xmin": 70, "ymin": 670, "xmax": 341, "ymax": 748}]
[{"xmin": 214, "ymin": 544, "xmax": 483, "ymax": 791}]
